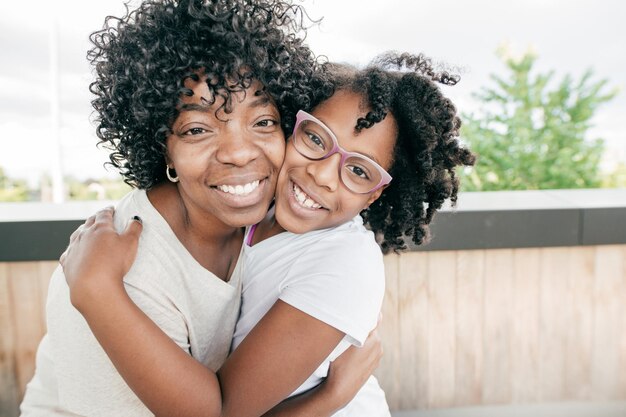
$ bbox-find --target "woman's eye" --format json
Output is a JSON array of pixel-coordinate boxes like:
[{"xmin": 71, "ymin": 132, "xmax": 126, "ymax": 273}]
[
  {"xmin": 183, "ymin": 127, "xmax": 207, "ymax": 136},
  {"xmin": 255, "ymin": 118, "xmax": 278, "ymax": 128}
]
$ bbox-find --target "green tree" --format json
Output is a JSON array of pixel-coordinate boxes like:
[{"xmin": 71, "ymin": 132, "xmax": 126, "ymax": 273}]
[
  {"xmin": 602, "ymin": 163, "xmax": 626, "ymax": 188},
  {"xmin": 0, "ymin": 166, "xmax": 30, "ymax": 202},
  {"xmin": 461, "ymin": 48, "xmax": 618, "ymax": 191}
]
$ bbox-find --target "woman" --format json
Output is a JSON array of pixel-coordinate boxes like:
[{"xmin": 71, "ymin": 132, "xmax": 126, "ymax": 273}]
[{"xmin": 21, "ymin": 1, "xmax": 370, "ymax": 416}]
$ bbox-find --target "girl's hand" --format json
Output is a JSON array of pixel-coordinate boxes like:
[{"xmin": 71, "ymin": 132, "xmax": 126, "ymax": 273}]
[
  {"xmin": 321, "ymin": 318, "xmax": 384, "ymax": 408},
  {"xmin": 60, "ymin": 207, "xmax": 143, "ymax": 312}
]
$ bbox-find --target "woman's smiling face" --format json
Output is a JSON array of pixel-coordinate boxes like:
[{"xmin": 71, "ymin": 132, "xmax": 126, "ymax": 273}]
[
  {"xmin": 166, "ymin": 75, "xmax": 285, "ymax": 228},
  {"xmin": 273, "ymin": 90, "xmax": 398, "ymax": 234}
]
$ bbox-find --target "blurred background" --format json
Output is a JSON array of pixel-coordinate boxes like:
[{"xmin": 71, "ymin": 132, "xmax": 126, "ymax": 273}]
[
  {"xmin": 1, "ymin": 1, "xmax": 625, "ymax": 417},
  {"xmin": 0, "ymin": 0, "xmax": 624, "ymax": 202}
]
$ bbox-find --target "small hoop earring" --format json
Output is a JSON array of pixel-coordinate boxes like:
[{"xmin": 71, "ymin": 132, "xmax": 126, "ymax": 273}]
[{"xmin": 166, "ymin": 166, "xmax": 179, "ymax": 183}]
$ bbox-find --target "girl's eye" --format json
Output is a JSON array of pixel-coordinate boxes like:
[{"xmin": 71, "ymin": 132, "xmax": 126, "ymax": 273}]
[
  {"xmin": 306, "ymin": 131, "xmax": 325, "ymax": 149},
  {"xmin": 347, "ymin": 165, "xmax": 371, "ymax": 180}
]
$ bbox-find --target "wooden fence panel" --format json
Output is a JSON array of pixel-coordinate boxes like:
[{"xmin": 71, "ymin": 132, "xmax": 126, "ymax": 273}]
[
  {"xmin": 510, "ymin": 248, "xmax": 540, "ymax": 403},
  {"xmin": 591, "ymin": 246, "xmax": 625, "ymax": 400},
  {"xmin": 2, "ymin": 247, "xmax": 626, "ymax": 414},
  {"xmin": 396, "ymin": 252, "xmax": 429, "ymax": 409},
  {"xmin": 376, "ymin": 253, "xmax": 401, "ymax": 406},
  {"xmin": 564, "ymin": 247, "xmax": 594, "ymax": 399},
  {"xmin": 538, "ymin": 247, "xmax": 569, "ymax": 401},
  {"xmin": 482, "ymin": 249, "xmax": 514, "ymax": 404},
  {"xmin": 426, "ymin": 251, "xmax": 457, "ymax": 408},
  {"xmin": 454, "ymin": 250, "xmax": 484, "ymax": 406},
  {"xmin": 0, "ymin": 263, "xmax": 19, "ymax": 417}
]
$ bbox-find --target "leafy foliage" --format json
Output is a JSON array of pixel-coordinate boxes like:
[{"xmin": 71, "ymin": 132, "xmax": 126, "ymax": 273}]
[
  {"xmin": 461, "ymin": 48, "xmax": 617, "ymax": 191},
  {"xmin": 0, "ymin": 167, "xmax": 30, "ymax": 201}
]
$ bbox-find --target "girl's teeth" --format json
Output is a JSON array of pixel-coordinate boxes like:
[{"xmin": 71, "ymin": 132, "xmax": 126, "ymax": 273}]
[{"xmin": 293, "ymin": 183, "xmax": 322, "ymax": 209}]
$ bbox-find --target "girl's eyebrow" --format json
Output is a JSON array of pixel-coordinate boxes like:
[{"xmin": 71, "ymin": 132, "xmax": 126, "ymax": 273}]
[
  {"xmin": 355, "ymin": 150, "xmax": 383, "ymax": 166},
  {"xmin": 317, "ymin": 119, "xmax": 384, "ymax": 165}
]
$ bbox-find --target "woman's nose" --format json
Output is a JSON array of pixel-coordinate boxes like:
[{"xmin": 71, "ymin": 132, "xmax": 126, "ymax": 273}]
[{"xmin": 215, "ymin": 126, "xmax": 261, "ymax": 167}]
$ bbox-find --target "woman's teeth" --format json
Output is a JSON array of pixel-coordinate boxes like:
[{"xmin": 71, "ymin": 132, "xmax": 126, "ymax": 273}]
[
  {"xmin": 217, "ymin": 180, "xmax": 260, "ymax": 196},
  {"xmin": 293, "ymin": 183, "xmax": 322, "ymax": 209}
]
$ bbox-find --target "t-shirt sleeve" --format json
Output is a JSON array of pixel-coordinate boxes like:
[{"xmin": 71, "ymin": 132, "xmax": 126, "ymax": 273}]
[
  {"xmin": 278, "ymin": 231, "xmax": 385, "ymax": 347},
  {"xmin": 123, "ymin": 251, "xmax": 192, "ymax": 353}
]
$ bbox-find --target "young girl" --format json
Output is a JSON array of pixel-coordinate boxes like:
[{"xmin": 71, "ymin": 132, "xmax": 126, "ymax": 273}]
[{"xmin": 62, "ymin": 54, "xmax": 474, "ymax": 416}]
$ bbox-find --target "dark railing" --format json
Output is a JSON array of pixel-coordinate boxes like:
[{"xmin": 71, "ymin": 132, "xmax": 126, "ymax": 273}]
[{"xmin": 2, "ymin": 189, "xmax": 625, "ymax": 261}]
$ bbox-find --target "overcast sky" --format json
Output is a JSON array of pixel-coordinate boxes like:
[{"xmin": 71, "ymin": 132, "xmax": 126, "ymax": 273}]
[{"xmin": 1, "ymin": 0, "xmax": 624, "ymax": 185}]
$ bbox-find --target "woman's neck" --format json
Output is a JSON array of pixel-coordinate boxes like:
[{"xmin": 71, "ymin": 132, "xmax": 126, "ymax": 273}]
[{"xmin": 147, "ymin": 182, "xmax": 244, "ymax": 279}]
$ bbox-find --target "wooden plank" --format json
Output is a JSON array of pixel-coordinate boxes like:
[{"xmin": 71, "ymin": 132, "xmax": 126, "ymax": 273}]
[
  {"xmin": 454, "ymin": 250, "xmax": 484, "ymax": 406},
  {"xmin": 0, "ymin": 263, "xmax": 19, "ymax": 417},
  {"xmin": 591, "ymin": 245, "xmax": 624, "ymax": 400},
  {"xmin": 426, "ymin": 250, "xmax": 457, "ymax": 408},
  {"xmin": 397, "ymin": 251, "xmax": 429, "ymax": 409},
  {"xmin": 621, "ymin": 246, "xmax": 626, "ymax": 398},
  {"xmin": 9, "ymin": 262, "xmax": 47, "ymax": 401},
  {"xmin": 510, "ymin": 248, "xmax": 541, "ymax": 403},
  {"xmin": 564, "ymin": 246, "xmax": 594, "ymax": 400},
  {"xmin": 538, "ymin": 247, "xmax": 569, "ymax": 401},
  {"xmin": 482, "ymin": 249, "xmax": 513, "ymax": 404},
  {"xmin": 376, "ymin": 253, "xmax": 401, "ymax": 409}
]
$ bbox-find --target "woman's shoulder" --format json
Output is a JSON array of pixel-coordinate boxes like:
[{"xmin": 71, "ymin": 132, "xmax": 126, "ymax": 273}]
[{"xmin": 113, "ymin": 189, "xmax": 148, "ymax": 225}]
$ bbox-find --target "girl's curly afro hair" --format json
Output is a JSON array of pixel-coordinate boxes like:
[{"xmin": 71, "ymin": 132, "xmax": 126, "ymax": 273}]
[
  {"xmin": 327, "ymin": 53, "xmax": 476, "ymax": 253},
  {"xmin": 89, "ymin": 0, "xmax": 330, "ymax": 189}
]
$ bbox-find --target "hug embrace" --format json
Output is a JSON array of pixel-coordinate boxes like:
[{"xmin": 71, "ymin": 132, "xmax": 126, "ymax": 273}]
[{"xmin": 21, "ymin": 0, "xmax": 474, "ymax": 416}]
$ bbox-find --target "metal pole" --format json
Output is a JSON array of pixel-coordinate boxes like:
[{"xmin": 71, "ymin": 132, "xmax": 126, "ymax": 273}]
[{"xmin": 50, "ymin": 16, "xmax": 64, "ymax": 203}]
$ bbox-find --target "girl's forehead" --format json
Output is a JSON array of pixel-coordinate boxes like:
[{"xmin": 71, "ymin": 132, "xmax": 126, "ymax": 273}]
[
  {"xmin": 312, "ymin": 90, "xmax": 365, "ymax": 118},
  {"xmin": 312, "ymin": 91, "xmax": 397, "ymax": 169}
]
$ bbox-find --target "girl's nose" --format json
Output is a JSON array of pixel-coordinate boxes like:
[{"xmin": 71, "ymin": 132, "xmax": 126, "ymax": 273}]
[{"xmin": 306, "ymin": 153, "xmax": 341, "ymax": 192}]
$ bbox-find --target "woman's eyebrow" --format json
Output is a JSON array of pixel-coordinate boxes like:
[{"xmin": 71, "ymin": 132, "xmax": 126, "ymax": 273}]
[
  {"xmin": 178, "ymin": 96, "xmax": 272, "ymax": 113},
  {"xmin": 180, "ymin": 102, "xmax": 217, "ymax": 112},
  {"xmin": 248, "ymin": 95, "xmax": 271, "ymax": 108}
]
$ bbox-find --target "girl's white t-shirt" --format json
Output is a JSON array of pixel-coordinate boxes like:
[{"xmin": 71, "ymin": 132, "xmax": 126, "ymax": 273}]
[{"xmin": 232, "ymin": 216, "xmax": 390, "ymax": 416}]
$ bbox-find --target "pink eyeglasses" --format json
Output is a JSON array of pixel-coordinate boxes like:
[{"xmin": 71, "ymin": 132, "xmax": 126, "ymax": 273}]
[{"xmin": 292, "ymin": 110, "xmax": 392, "ymax": 194}]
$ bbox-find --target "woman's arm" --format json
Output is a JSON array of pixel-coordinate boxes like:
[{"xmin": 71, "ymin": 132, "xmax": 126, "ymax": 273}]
[
  {"xmin": 63, "ymin": 208, "xmax": 222, "ymax": 416},
  {"xmin": 63, "ymin": 208, "xmax": 380, "ymax": 417}
]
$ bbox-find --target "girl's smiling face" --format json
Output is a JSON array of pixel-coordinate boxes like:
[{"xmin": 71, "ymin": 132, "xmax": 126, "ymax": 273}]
[{"xmin": 274, "ymin": 90, "xmax": 398, "ymax": 234}]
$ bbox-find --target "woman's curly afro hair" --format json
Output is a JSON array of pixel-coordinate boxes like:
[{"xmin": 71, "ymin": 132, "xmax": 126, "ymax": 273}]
[
  {"xmin": 89, "ymin": 0, "xmax": 330, "ymax": 189},
  {"xmin": 327, "ymin": 53, "xmax": 476, "ymax": 253}
]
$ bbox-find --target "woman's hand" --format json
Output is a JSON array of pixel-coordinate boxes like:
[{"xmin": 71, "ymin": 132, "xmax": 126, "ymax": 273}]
[
  {"xmin": 321, "ymin": 318, "xmax": 384, "ymax": 409},
  {"xmin": 60, "ymin": 207, "xmax": 143, "ymax": 312}
]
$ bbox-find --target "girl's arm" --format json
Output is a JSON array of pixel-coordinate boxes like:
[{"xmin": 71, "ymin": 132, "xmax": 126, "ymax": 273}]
[
  {"xmin": 62, "ymin": 208, "xmax": 381, "ymax": 417},
  {"xmin": 260, "ymin": 325, "xmax": 382, "ymax": 417}
]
